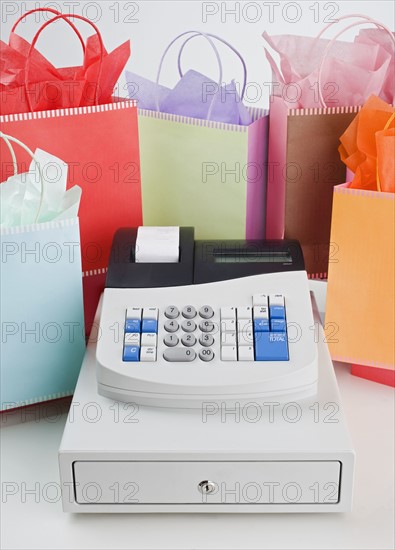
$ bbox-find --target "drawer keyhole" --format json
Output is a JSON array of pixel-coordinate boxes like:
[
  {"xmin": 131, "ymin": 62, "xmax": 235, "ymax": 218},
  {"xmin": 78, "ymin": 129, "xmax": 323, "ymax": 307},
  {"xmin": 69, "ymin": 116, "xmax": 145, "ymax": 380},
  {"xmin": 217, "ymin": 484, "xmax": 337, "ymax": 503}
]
[{"xmin": 198, "ymin": 480, "xmax": 217, "ymax": 495}]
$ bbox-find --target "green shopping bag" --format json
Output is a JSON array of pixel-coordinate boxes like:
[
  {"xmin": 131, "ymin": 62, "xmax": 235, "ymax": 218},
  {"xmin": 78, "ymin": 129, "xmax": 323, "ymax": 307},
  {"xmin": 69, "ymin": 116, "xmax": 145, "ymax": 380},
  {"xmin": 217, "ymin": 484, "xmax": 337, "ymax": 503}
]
[{"xmin": 127, "ymin": 31, "xmax": 268, "ymax": 239}]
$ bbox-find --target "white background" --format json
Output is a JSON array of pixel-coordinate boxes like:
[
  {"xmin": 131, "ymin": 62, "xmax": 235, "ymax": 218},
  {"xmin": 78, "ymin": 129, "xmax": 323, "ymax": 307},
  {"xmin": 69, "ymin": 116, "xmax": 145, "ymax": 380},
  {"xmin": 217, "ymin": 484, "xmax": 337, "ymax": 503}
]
[{"xmin": 1, "ymin": 0, "xmax": 394, "ymax": 108}]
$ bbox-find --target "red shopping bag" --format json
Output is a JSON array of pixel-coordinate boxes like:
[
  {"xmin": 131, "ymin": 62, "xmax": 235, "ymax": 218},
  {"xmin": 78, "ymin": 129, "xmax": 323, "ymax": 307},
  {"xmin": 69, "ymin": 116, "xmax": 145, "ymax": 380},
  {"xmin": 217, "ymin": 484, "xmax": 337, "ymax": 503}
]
[{"xmin": 0, "ymin": 10, "xmax": 142, "ymax": 332}]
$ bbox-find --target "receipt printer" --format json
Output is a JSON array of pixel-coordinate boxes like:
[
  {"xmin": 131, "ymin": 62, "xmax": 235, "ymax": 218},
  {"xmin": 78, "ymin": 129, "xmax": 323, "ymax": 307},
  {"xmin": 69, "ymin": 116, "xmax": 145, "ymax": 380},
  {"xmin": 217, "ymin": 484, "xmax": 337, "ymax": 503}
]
[{"xmin": 105, "ymin": 227, "xmax": 305, "ymax": 288}]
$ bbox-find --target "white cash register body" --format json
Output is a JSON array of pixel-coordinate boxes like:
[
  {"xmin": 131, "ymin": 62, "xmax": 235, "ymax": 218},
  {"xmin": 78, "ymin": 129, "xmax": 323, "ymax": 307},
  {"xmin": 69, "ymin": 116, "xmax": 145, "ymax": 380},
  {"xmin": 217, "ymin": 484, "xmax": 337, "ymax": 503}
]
[{"xmin": 59, "ymin": 227, "xmax": 355, "ymax": 513}]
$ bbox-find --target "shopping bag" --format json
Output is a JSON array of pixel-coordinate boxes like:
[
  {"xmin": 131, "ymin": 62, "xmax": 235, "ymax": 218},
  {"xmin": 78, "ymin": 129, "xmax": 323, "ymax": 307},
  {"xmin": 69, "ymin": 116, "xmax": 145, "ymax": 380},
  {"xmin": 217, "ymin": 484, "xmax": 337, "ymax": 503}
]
[
  {"xmin": 264, "ymin": 15, "xmax": 394, "ymax": 276},
  {"xmin": 325, "ymin": 104, "xmax": 395, "ymax": 387},
  {"xmin": 126, "ymin": 31, "xmax": 268, "ymax": 239},
  {"xmin": 325, "ymin": 185, "xmax": 394, "ymax": 385},
  {"xmin": 0, "ymin": 7, "xmax": 130, "ymax": 114},
  {"xmin": 0, "ymin": 10, "xmax": 142, "ymax": 331},
  {"xmin": 0, "ymin": 133, "xmax": 85, "ymax": 410}
]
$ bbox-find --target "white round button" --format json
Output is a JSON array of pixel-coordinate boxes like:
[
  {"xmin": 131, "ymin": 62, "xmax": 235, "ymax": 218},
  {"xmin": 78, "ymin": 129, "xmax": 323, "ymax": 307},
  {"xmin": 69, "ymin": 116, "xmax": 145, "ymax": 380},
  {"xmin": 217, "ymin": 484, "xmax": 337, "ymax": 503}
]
[
  {"xmin": 182, "ymin": 306, "xmax": 197, "ymax": 319},
  {"xmin": 199, "ymin": 305, "xmax": 214, "ymax": 319}
]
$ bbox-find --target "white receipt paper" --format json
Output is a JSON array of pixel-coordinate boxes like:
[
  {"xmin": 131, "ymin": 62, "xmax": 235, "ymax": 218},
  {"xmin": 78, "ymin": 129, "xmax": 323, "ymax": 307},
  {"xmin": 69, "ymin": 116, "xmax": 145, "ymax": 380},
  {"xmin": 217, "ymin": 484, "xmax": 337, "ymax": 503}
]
[{"xmin": 135, "ymin": 226, "xmax": 180, "ymax": 263}]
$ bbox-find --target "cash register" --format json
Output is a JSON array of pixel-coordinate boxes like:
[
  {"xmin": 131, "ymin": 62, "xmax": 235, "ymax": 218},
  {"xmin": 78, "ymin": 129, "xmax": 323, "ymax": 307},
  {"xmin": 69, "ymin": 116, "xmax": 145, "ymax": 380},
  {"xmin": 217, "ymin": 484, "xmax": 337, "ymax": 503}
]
[{"xmin": 59, "ymin": 227, "xmax": 354, "ymax": 513}]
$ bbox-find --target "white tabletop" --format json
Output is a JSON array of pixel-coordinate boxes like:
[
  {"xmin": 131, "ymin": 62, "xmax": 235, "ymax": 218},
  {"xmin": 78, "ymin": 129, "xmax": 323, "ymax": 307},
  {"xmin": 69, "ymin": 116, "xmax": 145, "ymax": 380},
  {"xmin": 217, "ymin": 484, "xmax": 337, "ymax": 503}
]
[{"xmin": 1, "ymin": 358, "xmax": 394, "ymax": 550}]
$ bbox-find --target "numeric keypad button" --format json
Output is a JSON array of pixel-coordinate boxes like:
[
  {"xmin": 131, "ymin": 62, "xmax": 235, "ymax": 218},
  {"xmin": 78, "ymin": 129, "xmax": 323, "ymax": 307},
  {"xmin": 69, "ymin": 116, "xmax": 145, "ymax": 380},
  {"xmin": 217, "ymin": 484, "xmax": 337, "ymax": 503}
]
[
  {"xmin": 181, "ymin": 334, "xmax": 196, "ymax": 347},
  {"xmin": 165, "ymin": 306, "xmax": 179, "ymax": 319},
  {"xmin": 221, "ymin": 346, "xmax": 237, "ymax": 361},
  {"xmin": 238, "ymin": 331, "xmax": 254, "ymax": 346},
  {"xmin": 163, "ymin": 348, "xmax": 196, "ymax": 362},
  {"xmin": 221, "ymin": 319, "xmax": 236, "ymax": 332},
  {"xmin": 237, "ymin": 306, "xmax": 252, "ymax": 320},
  {"xmin": 221, "ymin": 332, "xmax": 236, "ymax": 346},
  {"xmin": 199, "ymin": 305, "xmax": 214, "ymax": 319},
  {"xmin": 199, "ymin": 334, "xmax": 214, "ymax": 347},
  {"xmin": 200, "ymin": 320, "xmax": 215, "ymax": 333},
  {"xmin": 199, "ymin": 348, "xmax": 215, "ymax": 362},
  {"xmin": 220, "ymin": 307, "xmax": 236, "ymax": 320},
  {"xmin": 164, "ymin": 320, "xmax": 179, "ymax": 333},
  {"xmin": 164, "ymin": 334, "xmax": 179, "ymax": 347},
  {"xmin": 238, "ymin": 346, "xmax": 254, "ymax": 361},
  {"xmin": 182, "ymin": 306, "xmax": 197, "ymax": 319},
  {"xmin": 181, "ymin": 320, "xmax": 197, "ymax": 332}
]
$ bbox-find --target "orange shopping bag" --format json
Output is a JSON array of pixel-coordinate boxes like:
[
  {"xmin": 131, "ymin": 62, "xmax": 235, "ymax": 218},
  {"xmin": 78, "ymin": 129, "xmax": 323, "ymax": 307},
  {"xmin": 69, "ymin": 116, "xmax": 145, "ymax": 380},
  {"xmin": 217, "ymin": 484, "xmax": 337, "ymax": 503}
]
[{"xmin": 326, "ymin": 99, "xmax": 395, "ymax": 386}]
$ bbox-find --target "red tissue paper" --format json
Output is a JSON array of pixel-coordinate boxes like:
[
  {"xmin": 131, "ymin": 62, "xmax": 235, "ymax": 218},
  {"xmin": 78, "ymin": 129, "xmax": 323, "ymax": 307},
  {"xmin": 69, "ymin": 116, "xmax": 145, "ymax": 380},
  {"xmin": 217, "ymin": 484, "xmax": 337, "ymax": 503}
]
[{"xmin": 0, "ymin": 11, "xmax": 130, "ymax": 115}]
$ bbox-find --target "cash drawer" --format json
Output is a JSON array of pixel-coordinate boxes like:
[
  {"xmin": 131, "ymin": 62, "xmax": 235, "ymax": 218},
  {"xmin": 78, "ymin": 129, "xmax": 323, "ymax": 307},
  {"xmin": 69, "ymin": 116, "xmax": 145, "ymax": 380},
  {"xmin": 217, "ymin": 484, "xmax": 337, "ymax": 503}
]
[{"xmin": 73, "ymin": 460, "xmax": 341, "ymax": 505}]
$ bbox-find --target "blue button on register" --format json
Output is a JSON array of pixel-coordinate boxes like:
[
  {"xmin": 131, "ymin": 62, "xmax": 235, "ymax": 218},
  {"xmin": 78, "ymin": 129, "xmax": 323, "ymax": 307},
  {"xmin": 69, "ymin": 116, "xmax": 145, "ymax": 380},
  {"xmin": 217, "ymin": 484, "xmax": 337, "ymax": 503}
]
[
  {"xmin": 125, "ymin": 319, "xmax": 141, "ymax": 333},
  {"xmin": 123, "ymin": 345, "xmax": 140, "ymax": 361},
  {"xmin": 254, "ymin": 319, "xmax": 270, "ymax": 332},
  {"xmin": 270, "ymin": 306, "xmax": 285, "ymax": 319},
  {"xmin": 142, "ymin": 319, "xmax": 158, "ymax": 333},
  {"xmin": 255, "ymin": 332, "xmax": 289, "ymax": 361},
  {"xmin": 271, "ymin": 319, "xmax": 286, "ymax": 332}
]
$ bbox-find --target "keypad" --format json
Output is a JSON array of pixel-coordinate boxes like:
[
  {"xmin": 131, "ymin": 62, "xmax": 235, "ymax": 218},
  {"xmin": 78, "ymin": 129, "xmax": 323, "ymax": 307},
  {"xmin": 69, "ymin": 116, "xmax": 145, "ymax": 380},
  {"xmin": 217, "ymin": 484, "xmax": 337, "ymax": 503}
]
[
  {"xmin": 123, "ymin": 307, "xmax": 158, "ymax": 362},
  {"xmin": 122, "ymin": 296, "xmax": 289, "ymax": 363},
  {"xmin": 163, "ymin": 307, "xmax": 215, "ymax": 362},
  {"xmin": 123, "ymin": 303, "xmax": 216, "ymax": 363},
  {"xmin": 220, "ymin": 294, "xmax": 289, "ymax": 362}
]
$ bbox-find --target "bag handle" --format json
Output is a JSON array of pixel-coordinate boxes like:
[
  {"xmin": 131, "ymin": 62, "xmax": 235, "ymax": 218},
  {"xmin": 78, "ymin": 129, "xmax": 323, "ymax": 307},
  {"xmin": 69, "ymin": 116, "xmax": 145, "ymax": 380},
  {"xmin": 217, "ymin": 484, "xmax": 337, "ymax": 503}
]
[
  {"xmin": 155, "ymin": 31, "xmax": 223, "ymax": 121},
  {"xmin": 315, "ymin": 13, "xmax": 394, "ymax": 40},
  {"xmin": 0, "ymin": 131, "xmax": 45, "ymax": 222},
  {"xmin": 11, "ymin": 7, "xmax": 86, "ymax": 53},
  {"xmin": 315, "ymin": 14, "xmax": 395, "ymax": 108},
  {"xmin": 376, "ymin": 112, "xmax": 395, "ymax": 192},
  {"xmin": 176, "ymin": 32, "xmax": 248, "ymax": 101},
  {"xmin": 24, "ymin": 13, "xmax": 105, "ymax": 111},
  {"xmin": 1, "ymin": 134, "xmax": 18, "ymax": 176}
]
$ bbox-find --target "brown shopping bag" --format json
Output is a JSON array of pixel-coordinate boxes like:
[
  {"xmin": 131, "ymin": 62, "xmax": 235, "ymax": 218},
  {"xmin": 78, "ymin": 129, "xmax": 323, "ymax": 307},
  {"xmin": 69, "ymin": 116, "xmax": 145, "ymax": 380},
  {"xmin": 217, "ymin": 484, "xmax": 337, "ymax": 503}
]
[
  {"xmin": 264, "ymin": 14, "xmax": 394, "ymax": 277},
  {"xmin": 266, "ymin": 98, "xmax": 359, "ymax": 277}
]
